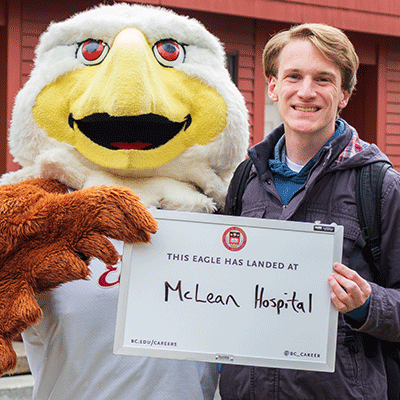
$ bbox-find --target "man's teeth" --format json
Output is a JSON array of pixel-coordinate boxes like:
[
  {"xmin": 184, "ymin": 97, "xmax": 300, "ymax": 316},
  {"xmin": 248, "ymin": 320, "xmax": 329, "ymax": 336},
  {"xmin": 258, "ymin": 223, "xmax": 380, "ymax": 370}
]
[{"xmin": 295, "ymin": 106, "xmax": 318, "ymax": 112}]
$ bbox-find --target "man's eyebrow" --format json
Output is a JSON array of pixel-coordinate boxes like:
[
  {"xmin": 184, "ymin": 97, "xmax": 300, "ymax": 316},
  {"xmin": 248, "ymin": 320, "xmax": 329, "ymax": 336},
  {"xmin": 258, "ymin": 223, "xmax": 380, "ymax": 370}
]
[
  {"xmin": 317, "ymin": 71, "xmax": 336, "ymax": 78},
  {"xmin": 282, "ymin": 68, "xmax": 300, "ymax": 74},
  {"xmin": 282, "ymin": 68, "xmax": 337, "ymax": 77}
]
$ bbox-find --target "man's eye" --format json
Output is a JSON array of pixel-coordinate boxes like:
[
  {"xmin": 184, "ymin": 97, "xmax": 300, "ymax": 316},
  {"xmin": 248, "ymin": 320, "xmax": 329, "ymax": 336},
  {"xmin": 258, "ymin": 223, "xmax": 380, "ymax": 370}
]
[
  {"xmin": 76, "ymin": 39, "xmax": 109, "ymax": 66},
  {"xmin": 152, "ymin": 39, "xmax": 186, "ymax": 68}
]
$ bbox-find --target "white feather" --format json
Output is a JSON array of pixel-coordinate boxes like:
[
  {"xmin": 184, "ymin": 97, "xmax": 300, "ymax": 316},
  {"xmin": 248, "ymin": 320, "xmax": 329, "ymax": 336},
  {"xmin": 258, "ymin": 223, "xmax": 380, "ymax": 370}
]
[{"xmin": 5, "ymin": 3, "xmax": 249, "ymax": 213}]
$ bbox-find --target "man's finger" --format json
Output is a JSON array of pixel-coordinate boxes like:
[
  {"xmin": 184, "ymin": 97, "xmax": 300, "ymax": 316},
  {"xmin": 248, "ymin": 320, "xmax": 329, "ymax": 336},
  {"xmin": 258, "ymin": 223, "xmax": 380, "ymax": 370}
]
[{"xmin": 332, "ymin": 262, "xmax": 371, "ymax": 295}]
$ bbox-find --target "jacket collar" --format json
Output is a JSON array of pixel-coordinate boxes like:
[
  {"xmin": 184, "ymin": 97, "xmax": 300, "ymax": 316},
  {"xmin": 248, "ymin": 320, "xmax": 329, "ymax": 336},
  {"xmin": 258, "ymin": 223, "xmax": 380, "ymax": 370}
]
[{"xmin": 248, "ymin": 119, "xmax": 390, "ymax": 178}]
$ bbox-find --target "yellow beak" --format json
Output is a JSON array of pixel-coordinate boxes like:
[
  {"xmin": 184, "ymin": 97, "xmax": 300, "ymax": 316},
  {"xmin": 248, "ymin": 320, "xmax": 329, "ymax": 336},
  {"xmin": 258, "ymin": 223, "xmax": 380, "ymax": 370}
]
[{"xmin": 32, "ymin": 28, "xmax": 228, "ymax": 170}]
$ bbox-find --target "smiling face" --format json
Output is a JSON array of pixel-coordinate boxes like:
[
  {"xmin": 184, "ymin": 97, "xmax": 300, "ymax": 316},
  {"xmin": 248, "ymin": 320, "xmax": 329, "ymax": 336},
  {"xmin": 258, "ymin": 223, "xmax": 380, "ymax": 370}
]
[
  {"xmin": 9, "ymin": 3, "xmax": 249, "ymax": 184},
  {"xmin": 31, "ymin": 27, "xmax": 228, "ymax": 171},
  {"xmin": 268, "ymin": 39, "xmax": 350, "ymax": 144}
]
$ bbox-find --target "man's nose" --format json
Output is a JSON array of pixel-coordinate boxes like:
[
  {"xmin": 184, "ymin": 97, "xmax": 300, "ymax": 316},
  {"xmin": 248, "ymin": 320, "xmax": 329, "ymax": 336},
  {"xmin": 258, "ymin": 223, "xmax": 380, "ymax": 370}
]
[{"xmin": 298, "ymin": 77, "xmax": 316, "ymax": 98}]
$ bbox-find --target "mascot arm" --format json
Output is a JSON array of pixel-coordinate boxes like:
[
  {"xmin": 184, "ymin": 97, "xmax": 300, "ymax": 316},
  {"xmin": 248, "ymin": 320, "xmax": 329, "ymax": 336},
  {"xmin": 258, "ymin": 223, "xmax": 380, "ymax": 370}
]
[{"xmin": 0, "ymin": 178, "xmax": 157, "ymax": 375}]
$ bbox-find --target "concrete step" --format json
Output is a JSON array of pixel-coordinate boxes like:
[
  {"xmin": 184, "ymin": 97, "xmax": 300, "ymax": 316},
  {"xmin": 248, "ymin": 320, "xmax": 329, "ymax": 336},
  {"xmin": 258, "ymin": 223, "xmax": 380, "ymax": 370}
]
[
  {"xmin": 0, "ymin": 375, "xmax": 34, "ymax": 400},
  {"xmin": 9, "ymin": 342, "xmax": 31, "ymax": 376},
  {"xmin": 0, "ymin": 342, "xmax": 33, "ymax": 400}
]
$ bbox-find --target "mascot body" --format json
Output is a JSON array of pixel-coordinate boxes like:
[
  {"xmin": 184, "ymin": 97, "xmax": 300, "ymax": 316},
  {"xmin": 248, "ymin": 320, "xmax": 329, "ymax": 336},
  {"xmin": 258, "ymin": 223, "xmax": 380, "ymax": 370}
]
[{"xmin": 1, "ymin": 3, "xmax": 249, "ymax": 399}]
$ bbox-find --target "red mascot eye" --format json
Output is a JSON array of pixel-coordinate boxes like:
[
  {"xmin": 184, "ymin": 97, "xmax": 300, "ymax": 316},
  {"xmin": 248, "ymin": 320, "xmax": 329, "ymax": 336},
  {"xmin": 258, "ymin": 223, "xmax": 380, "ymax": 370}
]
[
  {"xmin": 77, "ymin": 39, "xmax": 109, "ymax": 66},
  {"xmin": 157, "ymin": 40, "xmax": 180, "ymax": 61},
  {"xmin": 153, "ymin": 39, "xmax": 186, "ymax": 68}
]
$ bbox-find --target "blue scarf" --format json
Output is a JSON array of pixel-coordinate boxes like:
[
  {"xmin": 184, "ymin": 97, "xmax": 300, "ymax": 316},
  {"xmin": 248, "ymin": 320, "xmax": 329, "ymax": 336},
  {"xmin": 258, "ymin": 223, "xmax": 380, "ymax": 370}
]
[{"xmin": 268, "ymin": 120, "xmax": 345, "ymax": 205}]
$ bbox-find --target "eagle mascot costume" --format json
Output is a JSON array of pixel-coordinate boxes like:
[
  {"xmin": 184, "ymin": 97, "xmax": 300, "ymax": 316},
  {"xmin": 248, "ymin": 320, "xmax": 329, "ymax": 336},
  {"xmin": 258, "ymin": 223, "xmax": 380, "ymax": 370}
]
[{"xmin": 0, "ymin": 3, "xmax": 249, "ymax": 399}]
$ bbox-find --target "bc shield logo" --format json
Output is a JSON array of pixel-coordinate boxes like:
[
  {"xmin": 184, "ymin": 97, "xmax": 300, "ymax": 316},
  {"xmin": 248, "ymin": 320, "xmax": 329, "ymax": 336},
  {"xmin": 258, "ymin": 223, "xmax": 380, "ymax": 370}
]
[{"xmin": 222, "ymin": 227, "xmax": 247, "ymax": 252}]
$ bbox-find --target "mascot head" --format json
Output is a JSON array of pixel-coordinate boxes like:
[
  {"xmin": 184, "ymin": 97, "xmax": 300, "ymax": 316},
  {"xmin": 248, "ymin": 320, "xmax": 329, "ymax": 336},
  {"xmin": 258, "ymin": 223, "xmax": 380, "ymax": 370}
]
[{"xmin": 6, "ymin": 3, "xmax": 249, "ymax": 212}]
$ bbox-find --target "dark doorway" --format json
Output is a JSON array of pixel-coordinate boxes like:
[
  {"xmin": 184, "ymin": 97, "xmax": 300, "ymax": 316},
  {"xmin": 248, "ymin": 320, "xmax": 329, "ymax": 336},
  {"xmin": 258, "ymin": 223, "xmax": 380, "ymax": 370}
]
[
  {"xmin": 341, "ymin": 64, "xmax": 378, "ymax": 144},
  {"xmin": 0, "ymin": 25, "xmax": 7, "ymax": 175}
]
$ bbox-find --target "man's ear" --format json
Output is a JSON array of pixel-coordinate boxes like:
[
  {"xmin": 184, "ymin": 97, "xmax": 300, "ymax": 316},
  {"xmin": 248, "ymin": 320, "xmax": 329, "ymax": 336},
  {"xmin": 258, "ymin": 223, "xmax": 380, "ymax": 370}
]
[
  {"xmin": 268, "ymin": 76, "xmax": 278, "ymax": 102},
  {"xmin": 339, "ymin": 90, "xmax": 350, "ymax": 110}
]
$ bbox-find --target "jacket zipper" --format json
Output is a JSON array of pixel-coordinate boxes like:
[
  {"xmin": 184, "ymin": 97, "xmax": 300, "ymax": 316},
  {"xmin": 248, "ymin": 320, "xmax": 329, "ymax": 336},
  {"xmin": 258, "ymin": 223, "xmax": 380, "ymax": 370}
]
[{"xmin": 250, "ymin": 366, "xmax": 255, "ymax": 400}]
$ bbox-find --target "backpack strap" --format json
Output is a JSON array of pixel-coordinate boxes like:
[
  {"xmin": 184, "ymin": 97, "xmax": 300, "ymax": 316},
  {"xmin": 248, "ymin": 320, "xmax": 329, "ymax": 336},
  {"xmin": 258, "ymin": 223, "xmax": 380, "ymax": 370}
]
[
  {"xmin": 225, "ymin": 158, "xmax": 253, "ymax": 216},
  {"xmin": 354, "ymin": 161, "xmax": 391, "ymax": 286},
  {"xmin": 346, "ymin": 161, "xmax": 391, "ymax": 360}
]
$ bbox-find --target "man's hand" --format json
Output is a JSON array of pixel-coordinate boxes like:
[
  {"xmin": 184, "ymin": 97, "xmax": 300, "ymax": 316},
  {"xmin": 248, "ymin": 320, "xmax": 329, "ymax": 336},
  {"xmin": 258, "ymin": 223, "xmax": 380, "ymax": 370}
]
[{"xmin": 328, "ymin": 262, "xmax": 371, "ymax": 313}]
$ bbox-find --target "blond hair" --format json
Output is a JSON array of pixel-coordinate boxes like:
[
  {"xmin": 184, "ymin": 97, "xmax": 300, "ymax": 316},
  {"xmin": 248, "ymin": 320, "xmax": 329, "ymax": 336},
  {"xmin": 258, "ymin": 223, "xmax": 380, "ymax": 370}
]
[{"xmin": 263, "ymin": 23, "xmax": 359, "ymax": 95}]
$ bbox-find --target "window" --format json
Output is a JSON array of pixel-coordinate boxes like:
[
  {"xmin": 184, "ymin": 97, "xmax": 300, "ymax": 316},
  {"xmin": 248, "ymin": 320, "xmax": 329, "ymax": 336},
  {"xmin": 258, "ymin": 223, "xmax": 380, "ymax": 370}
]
[
  {"xmin": 264, "ymin": 82, "xmax": 283, "ymax": 136},
  {"xmin": 226, "ymin": 52, "xmax": 238, "ymax": 86}
]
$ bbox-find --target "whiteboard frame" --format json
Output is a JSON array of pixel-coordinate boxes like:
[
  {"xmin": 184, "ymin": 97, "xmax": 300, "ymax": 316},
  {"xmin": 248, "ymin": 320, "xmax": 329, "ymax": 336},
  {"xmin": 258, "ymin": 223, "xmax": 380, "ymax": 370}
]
[{"xmin": 114, "ymin": 209, "xmax": 342, "ymax": 372}]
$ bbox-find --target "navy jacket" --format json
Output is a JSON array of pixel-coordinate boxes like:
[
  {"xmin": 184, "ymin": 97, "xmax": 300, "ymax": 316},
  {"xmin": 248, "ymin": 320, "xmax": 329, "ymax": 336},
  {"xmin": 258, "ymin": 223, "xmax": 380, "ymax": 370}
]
[{"xmin": 220, "ymin": 120, "xmax": 400, "ymax": 399}]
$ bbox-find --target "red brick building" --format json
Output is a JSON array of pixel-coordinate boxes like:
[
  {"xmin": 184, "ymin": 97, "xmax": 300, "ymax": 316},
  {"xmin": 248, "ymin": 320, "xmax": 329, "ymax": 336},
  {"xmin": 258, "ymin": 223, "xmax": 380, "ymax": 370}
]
[{"xmin": 2, "ymin": 0, "xmax": 400, "ymax": 173}]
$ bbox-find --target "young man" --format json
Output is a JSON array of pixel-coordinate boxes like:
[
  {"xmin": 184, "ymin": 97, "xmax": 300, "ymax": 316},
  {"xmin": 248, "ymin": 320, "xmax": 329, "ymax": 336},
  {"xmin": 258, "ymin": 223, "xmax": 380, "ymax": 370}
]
[{"xmin": 221, "ymin": 23, "xmax": 400, "ymax": 399}]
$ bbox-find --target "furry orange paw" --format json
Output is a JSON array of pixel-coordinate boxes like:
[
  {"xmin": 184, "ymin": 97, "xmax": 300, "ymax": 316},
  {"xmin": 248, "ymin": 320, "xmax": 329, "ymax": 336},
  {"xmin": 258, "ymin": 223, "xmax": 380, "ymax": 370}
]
[{"xmin": 0, "ymin": 179, "xmax": 157, "ymax": 375}]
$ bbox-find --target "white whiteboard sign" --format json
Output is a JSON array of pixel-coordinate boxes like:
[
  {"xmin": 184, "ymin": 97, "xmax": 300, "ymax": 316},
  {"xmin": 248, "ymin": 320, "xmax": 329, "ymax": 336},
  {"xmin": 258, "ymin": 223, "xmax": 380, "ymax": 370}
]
[{"xmin": 114, "ymin": 209, "xmax": 342, "ymax": 372}]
